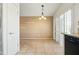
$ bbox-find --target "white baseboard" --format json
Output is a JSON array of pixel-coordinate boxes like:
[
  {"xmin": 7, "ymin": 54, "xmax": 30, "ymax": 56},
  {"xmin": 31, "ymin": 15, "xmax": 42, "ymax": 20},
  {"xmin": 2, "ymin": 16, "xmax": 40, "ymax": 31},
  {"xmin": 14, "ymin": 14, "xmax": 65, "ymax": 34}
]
[{"xmin": 20, "ymin": 38, "xmax": 53, "ymax": 40}]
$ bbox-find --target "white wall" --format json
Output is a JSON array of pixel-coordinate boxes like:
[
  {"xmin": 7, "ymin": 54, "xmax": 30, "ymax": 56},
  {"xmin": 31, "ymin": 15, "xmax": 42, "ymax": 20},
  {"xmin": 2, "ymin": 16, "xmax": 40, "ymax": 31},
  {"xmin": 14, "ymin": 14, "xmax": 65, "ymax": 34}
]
[
  {"xmin": 2, "ymin": 4, "xmax": 8, "ymax": 55},
  {"xmin": 73, "ymin": 4, "xmax": 79, "ymax": 34},
  {"xmin": 54, "ymin": 4, "xmax": 74, "ymax": 17},
  {"xmin": 0, "ymin": 3, "xmax": 2, "ymax": 55}
]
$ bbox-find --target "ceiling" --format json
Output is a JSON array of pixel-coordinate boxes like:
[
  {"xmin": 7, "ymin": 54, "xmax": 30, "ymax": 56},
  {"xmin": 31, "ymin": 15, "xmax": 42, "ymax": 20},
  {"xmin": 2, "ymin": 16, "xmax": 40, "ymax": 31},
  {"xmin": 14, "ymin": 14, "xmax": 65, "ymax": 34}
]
[{"xmin": 20, "ymin": 3, "xmax": 61, "ymax": 16}]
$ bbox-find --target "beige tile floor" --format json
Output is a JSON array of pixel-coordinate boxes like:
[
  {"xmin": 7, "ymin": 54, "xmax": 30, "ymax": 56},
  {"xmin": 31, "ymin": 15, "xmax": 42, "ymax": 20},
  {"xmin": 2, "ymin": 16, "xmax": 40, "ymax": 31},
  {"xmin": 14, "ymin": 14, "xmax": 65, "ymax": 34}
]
[{"xmin": 18, "ymin": 39, "xmax": 64, "ymax": 55}]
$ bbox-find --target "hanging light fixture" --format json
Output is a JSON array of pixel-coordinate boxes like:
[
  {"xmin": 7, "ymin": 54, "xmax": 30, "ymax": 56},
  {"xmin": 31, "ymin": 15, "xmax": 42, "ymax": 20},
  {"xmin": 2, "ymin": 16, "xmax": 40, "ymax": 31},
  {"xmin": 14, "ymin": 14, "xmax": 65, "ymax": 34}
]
[{"xmin": 39, "ymin": 5, "xmax": 47, "ymax": 20}]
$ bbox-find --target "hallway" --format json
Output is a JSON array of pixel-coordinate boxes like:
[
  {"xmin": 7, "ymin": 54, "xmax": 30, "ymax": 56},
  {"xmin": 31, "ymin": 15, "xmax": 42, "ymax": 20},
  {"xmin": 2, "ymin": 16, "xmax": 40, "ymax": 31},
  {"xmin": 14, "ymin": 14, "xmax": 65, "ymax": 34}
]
[{"xmin": 18, "ymin": 39, "xmax": 64, "ymax": 55}]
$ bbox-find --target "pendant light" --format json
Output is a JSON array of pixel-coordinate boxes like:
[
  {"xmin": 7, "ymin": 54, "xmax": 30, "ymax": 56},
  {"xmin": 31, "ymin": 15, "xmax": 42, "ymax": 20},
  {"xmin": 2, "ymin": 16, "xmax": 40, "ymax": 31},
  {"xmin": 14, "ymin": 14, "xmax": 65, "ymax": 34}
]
[{"xmin": 39, "ymin": 5, "xmax": 47, "ymax": 20}]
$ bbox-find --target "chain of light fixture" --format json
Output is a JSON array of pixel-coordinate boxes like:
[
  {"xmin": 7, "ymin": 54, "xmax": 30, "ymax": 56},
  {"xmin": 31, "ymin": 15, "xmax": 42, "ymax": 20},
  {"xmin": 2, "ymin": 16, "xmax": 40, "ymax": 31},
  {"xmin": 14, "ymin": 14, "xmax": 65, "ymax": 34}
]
[
  {"xmin": 39, "ymin": 4, "xmax": 47, "ymax": 20},
  {"xmin": 42, "ymin": 5, "xmax": 44, "ymax": 16}
]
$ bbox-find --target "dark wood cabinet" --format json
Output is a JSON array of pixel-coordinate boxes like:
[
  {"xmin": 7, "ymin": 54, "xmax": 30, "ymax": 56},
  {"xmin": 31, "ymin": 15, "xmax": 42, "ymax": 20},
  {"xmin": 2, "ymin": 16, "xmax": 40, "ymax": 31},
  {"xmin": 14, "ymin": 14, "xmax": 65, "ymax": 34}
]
[{"xmin": 65, "ymin": 34, "xmax": 79, "ymax": 55}]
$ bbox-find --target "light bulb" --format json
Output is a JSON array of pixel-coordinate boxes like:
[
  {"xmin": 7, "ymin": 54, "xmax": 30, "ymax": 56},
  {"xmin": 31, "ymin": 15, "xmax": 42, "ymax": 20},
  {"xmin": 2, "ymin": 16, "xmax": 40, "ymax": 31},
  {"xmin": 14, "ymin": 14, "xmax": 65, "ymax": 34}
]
[
  {"xmin": 41, "ymin": 16, "xmax": 44, "ymax": 18},
  {"xmin": 39, "ymin": 17, "xmax": 41, "ymax": 20},
  {"xmin": 44, "ymin": 17, "xmax": 46, "ymax": 20},
  {"xmin": 39, "ymin": 16, "xmax": 47, "ymax": 20}
]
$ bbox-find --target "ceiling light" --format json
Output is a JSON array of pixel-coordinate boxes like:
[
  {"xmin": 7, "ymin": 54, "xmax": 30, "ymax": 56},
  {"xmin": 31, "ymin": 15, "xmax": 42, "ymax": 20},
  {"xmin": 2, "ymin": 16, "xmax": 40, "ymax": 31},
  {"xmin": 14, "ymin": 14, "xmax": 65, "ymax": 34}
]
[{"xmin": 39, "ymin": 5, "xmax": 47, "ymax": 20}]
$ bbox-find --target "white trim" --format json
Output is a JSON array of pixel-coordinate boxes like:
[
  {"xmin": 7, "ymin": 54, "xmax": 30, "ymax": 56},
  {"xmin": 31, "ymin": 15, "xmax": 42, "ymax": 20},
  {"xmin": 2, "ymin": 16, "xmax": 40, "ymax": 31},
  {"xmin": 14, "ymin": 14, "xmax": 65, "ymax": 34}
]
[
  {"xmin": 2, "ymin": 3, "xmax": 8, "ymax": 55},
  {"xmin": 20, "ymin": 38, "xmax": 53, "ymax": 40}
]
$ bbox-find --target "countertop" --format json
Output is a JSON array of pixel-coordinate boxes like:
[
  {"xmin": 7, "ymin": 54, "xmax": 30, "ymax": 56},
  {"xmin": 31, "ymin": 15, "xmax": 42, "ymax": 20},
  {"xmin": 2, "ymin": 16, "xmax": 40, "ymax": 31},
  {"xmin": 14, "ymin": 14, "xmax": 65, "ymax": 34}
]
[{"xmin": 61, "ymin": 33, "xmax": 79, "ymax": 38}]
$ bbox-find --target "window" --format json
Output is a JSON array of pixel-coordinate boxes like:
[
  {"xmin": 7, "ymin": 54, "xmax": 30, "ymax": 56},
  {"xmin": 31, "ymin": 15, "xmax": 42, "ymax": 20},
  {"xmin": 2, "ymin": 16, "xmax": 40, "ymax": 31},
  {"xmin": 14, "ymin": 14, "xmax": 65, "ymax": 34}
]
[
  {"xmin": 60, "ymin": 14, "xmax": 65, "ymax": 33},
  {"xmin": 55, "ymin": 9, "xmax": 72, "ymax": 45},
  {"xmin": 65, "ymin": 10, "xmax": 72, "ymax": 34}
]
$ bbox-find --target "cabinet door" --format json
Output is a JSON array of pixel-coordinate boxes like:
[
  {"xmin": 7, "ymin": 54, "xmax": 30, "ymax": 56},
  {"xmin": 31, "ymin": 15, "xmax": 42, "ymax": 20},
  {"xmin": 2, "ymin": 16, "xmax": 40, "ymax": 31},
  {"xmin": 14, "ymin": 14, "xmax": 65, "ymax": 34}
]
[{"xmin": 7, "ymin": 3, "xmax": 19, "ymax": 55}]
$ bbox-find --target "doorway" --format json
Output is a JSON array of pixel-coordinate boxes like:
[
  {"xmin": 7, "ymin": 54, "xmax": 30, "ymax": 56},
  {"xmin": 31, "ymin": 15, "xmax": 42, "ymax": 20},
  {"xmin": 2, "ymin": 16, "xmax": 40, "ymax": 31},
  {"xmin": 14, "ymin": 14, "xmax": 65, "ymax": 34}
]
[{"xmin": 19, "ymin": 3, "xmax": 64, "ymax": 55}]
